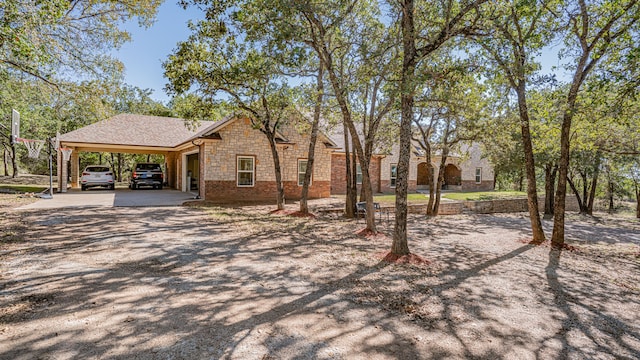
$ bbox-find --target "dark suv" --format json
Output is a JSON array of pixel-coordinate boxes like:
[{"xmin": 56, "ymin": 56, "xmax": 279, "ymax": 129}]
[{"xmin": 129, "ymin": 163, "xmax": 164, "ymax": 190}]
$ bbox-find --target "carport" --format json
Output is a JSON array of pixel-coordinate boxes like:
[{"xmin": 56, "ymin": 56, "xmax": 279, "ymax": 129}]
[{"xmin": 57, "ymin": 114, "xmax": 216, "ymax": 197}]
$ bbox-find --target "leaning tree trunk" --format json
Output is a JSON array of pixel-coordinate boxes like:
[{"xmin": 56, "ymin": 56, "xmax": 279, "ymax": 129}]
[
  {"xmin": 323, "ymin": 48, "xmax": 377, "ymax": 232},
  {"xmin": 515, "ymin": 82, "xmax": 545, "ymax": 243},
  {"xmin": 300, "ymin": 64, "xmax": 323, "ymax": 214},
  {"xmin": 567, "ymin": 176, "xmax": 586, "ymax": 214},
  {"xmin": 346, "ymin": 126, "xmax": 377, "ymax": 232}
]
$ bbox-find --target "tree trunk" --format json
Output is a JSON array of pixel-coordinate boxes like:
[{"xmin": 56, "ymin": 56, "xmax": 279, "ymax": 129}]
[
  {"xmin": 493, "ymin": 169, "xmax": 497, "ymax": 190},
  {"xmin": 515, "ymin": 82, "xmax": 545, "ymax": 243},
  {"xmin": 518, "ymin": 172, "xmax": 524, "ymax": 192},
  {"xmin": 425, "ymin": 145, "xmax": 436, "ymax": 216},
  {"xmin": 343, "ymin": 124, "xmax": 355, "ymax": 218},
  {"xmin": 110, "ymin": 153, "xmax": 116, "ymax": 180},
  {"xmin": 300, "ymin": 64, "xmax": 323, "ymax": 214},
  {"xmin": 432, "ymin": 151, "xmax": 448, "ymax": 216},
  {"xmin": 349, "ymin": 131, "xmax": 376, "ymax": 232},
  {"xmin": 2, "ymin": 147, "xmax": 8, "ymax": 176},
  {"xmin": 391, "ymin": 0, "xmax": 416, "ymax": 256},
  {"xmin": 635, "ymin": 185, "xmax": 640, "ymax": 219},
  {"xmin": 567, "ymin": 176, "xmax": 585, "ymax": 213},
  {"xmin": 581, "ymin": 171, "xmax": 588, "ymax": 212},
  {"xmin": 544, "ymin": 163, "xmax": 557, "ymax": 217},
  {"xmin": 266, "ymin": 133, "xmax": 285, "ymax": 210},
  {"xmin": 11, "ymin": 142, "xmax": 18, "ymax": 177},
  {"xmin": 320, "ymin": 46, "xmax": 375, "ymax": 231},
  {"xmin": 586, "ymin": 155, "xmax": 600, "ymax": 215},
  {"xmin": 552, "ymin": 106, "xmax": 572, "ymax": 248},
  {"xmin": 552, "ymin": 37, "xmax": 593, "ymax": 248},
  {"xmin": 354, "ymin": 153, "xmax": 362, "ymax": 202},
  {"xmin": 117, "ymin": 153, "xmax": 123, "ymax": 182},
  {"xmin": 607, "ymin": 172, "xmax": 615, "ymax": 213}
]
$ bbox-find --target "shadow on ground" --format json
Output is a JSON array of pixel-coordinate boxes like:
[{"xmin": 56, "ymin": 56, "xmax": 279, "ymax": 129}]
[{"xmin": 1, "ymin": 207, "xmax": 638, "ymax": 359}]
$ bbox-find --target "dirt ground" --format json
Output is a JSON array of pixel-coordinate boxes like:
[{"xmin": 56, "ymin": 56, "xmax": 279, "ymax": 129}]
[{"xmin": 0, "ymin": 194, "xmax": 639, "ymax": 359}]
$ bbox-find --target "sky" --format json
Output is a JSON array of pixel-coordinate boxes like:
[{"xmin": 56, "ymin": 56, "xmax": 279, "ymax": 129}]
[
  {"xmin": 114, "ymin": 2, "xmax": 567, "ymax": 105},
  {"xmin": 113, "ymin": 1, "xmax": 203, "ymax": 104}
]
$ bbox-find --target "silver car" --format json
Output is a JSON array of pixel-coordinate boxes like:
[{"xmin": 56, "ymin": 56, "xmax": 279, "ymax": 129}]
[{"xmin": 81, "ymin": 165, "xmax": 115, "ymax": 191}]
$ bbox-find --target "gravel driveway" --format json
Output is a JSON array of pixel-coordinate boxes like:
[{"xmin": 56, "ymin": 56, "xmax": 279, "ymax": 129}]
[{"xmin": 1, "ymin": 202, "xmax": 639, "ymax": 359}]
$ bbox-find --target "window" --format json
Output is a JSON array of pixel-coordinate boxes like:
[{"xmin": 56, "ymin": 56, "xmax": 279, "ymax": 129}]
[
  {"xmin": 356, "ymin": 164, "xmax": 363, "ymax": 185},
  {"xmin": 475, "ymin": 167, "xmax": 482, "ymax": 183},
  {"xmin": 237, "ymin": 156, "xmax": 255, "ymax": 187},
  {"xmin": 297, "ymin": 159, "xmax": 311, "ymax": 186},
  {"xmin": 390, "ymin": 164, "xmax": 397, "ymax": 187}
]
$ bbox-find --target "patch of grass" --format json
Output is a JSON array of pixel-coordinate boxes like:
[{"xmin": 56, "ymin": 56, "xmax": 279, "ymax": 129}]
[
  {"xmin": 0, "ymin": 184, "xmax": 48, "ymax": 193},
  {"xmin": 443, "ymin": 191, "xmax": 527, "ymax": 201},
  {"xmin": 373, "ymin": 193, "xmax": 430, "ymax": 203}
]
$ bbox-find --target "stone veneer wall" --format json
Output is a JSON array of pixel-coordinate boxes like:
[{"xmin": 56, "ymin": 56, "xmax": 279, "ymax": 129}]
[
  {"xmin": 330, "ymin": 154, "xmax": 381, "ymax": 195},
  {"xmin": 461, "ymin": 180, "xmax": 494, "ymax": 191},
  {"xmin": 380, "ymin": 179, "xmax": 417, "ymax": 194},
  {"xmin": 199, "ymin": 118, "xmax": 333, "ymax": 202}
]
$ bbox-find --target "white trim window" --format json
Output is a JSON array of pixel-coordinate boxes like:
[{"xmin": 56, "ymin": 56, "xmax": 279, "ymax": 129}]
[
  {"xmin": 297, "ymin": 159, "xmax": 311, "ymax": 186},
  {"xmin": 390, "ymin": 164, "xmax": 398, "ymax": 187},
  {"xmin": 237, "ymin": 156, "xmax": 255, "ymax": 187},
  {"xmin": 475, "ymin": 167, "xmax": 482, "ymax": 184},
  {"xmin": 356, "ymin": 163, "xmax": 363, "ymax": 185}
]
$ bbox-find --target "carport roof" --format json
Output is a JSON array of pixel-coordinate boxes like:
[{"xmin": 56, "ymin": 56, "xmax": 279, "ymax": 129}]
[{"xmin": 59, "ymin": 113, "xmax": 218, "ymax": 148}]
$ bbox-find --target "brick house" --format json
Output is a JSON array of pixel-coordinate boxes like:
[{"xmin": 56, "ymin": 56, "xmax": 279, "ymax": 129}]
[
  {"xmin": 58, "ymin": 114, "xmax": 337, "ymax": 202},
  {"xmin": 330, "ymin": 138, "xmax": 494, "ymax": 195}
]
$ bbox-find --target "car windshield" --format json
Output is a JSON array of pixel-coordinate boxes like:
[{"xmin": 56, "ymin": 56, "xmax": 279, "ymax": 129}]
[
  {"xmin": 86, "ymin": 166, "xmax": 110, "ymax": 172},
  {"xmin": 136, "ymin": 164, "xmax": 161, "ymax": 171}
]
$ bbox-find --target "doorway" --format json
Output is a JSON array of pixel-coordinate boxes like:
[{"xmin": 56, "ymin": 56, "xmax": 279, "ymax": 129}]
[{"xmin": 183, "ymin": 151, "xmax": 199, "ymax": 193}]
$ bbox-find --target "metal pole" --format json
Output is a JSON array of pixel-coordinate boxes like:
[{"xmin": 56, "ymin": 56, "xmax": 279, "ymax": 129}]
[
  {"xmin": 48, "ymin": 139, "xmax": 53, "ymax": 198},
  {"xmin": 40, "ymin": 139, "xmax": 54, "ymax": 199}
]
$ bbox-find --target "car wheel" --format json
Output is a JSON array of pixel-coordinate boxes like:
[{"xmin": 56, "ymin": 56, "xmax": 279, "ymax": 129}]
[
  {"xmin": 109, "ymin": 184, "xmax": 115, "ymax": 190},
  {"xmin": 81, "ymin": 185, "xmax": 86, "ymax": 191},
  {"xmin": 131, "ymin": 183, "xmax": 136, "ymax": 190},
  {"xmin": 158, "ymin": 184, "xmax": 163, "ymax": 190}
]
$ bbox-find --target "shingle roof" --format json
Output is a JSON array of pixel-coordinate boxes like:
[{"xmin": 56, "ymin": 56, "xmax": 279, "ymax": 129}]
[{"xmin": 59, "ymin": 114, "xmax": 218, "ymax": 148}]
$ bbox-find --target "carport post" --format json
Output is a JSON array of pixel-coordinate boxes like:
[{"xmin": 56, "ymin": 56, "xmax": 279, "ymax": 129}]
[
  {"xmin": 70, "ymin": 150, "xmax": 79, "ymax": 188},
  {"xmin": 57, "ymin": 148, "xmax": 67, "ymax": 193}
]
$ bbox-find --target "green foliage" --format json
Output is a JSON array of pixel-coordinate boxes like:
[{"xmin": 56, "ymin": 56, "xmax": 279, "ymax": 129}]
[
  {"xmin": 0, "ymin": 184, "xmax": 48, "ymax": 193},
  {"xmin": 163, "ymin": 8, "xmax": 296, "ymax": 132},
  {"xmin": 1, "ymin": 75, "xmax": 170, "ymax": 175},
  {"xmin": 1, "ymin": 0, "xmax": 162, "ymax": 83}
]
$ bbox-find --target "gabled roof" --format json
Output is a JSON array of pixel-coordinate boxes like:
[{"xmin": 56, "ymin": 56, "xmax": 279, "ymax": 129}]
[
  {"xmin": 60, "ymin": 113, "xmax": 339, "ymax": 152},
  {"xmin": 60, "ymin": 114, "xmax": 218, "ymax": 148},
  {"xmin": 327, "ymin": 128, "xmax": 389, "ymax": 155},
  {"xmin": 190, "ymin": 116, "xmax": 295, "ymax": 144}
]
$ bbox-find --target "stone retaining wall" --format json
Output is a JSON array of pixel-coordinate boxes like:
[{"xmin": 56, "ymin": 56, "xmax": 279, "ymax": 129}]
[{"xmin": 405, "ymin": 196, "xmax": 579, "ymax": 215}]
